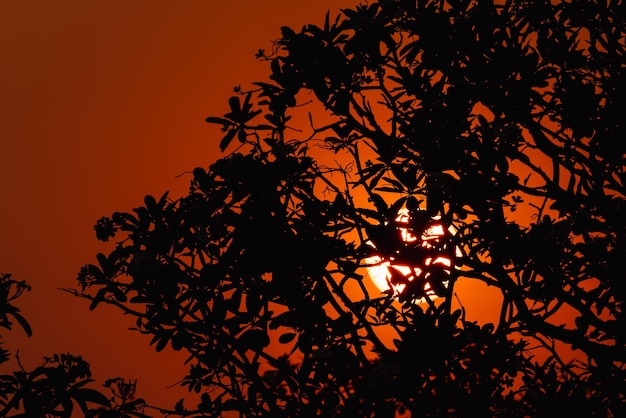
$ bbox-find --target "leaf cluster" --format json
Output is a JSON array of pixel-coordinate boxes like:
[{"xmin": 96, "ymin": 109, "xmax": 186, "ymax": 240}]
[
  {"xmin": 73, "ymin": 0, "xmax": 625, "ymax": 416},
  {"xmin": 0, "ymin": 353, "xmax": 110, "ymax": 417},
  {"xmin": 0, "ymin": 273, "xmax": 32, "ymax": 365}
]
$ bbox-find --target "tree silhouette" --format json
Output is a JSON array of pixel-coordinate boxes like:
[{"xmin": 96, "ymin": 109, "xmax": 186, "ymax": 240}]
[
  {"xmin": 66, "ymin": 0, "xmax": 624, "ymax": 416},
  {"xmin": 0, "ymin": 274, "xmax": 161, "ymax": 417}
]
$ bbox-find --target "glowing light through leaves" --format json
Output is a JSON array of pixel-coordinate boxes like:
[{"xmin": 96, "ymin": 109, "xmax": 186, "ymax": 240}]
[{"xmin": 366, "ymin": 208, "xmax": 457, "ymax": 303}]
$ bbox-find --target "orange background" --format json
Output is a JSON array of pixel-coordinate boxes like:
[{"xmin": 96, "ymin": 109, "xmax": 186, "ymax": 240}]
[{"xmin": 0, "ymin": 0, "xmax": 360, "ymax": 408}]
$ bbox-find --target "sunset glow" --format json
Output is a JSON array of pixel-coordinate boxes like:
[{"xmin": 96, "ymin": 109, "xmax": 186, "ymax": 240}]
[
  {"xmin": 366, "ymin": 208, "xmax": 455, "ymax": 302},
  {"xmin": 2, "ymin": 0, "xmax": 622, "ymax": 414}
]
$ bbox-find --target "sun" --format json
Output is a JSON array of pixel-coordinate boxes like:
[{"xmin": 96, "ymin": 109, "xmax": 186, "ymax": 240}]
[{"xmin": 365, "ymin": 208, "xmax": 456, "ymax": 303}]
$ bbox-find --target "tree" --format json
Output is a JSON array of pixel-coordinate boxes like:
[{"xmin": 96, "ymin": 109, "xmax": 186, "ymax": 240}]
[
  {"xmin": 0, "ymin": 273, "xmax": 161, "ymax": 417},
  {"xmin": 68, "ymin": 0, "xmax": 625, "ymax": 416},
  {"xmin": 0, "ymin": 274, "xmax": 108, "ymax": 417}
]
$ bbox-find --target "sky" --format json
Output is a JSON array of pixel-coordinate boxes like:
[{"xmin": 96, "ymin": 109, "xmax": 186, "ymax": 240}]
[
  {"xmin": 0, "ymin": 1, "xmax": 608, "ymax": 414},
  {"xmin": 0, "ymin": 0, "xmax": 362, "ymax": 409}
]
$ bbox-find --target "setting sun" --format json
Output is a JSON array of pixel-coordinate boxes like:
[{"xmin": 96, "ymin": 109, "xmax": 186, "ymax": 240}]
[{"xmin": 365, "ymin": 208, "xmax": 456, "ymax": 302}]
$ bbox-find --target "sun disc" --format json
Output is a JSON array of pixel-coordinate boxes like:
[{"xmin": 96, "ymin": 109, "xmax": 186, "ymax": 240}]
[{"xmin": 365, "ymin": 208, "xmax": 457, "ymax": 302}]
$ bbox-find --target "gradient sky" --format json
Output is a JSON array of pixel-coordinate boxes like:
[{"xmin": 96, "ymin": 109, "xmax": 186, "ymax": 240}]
[{"xmin": 0, "ymin": 0, "xmax": 360, "ymax": 408}]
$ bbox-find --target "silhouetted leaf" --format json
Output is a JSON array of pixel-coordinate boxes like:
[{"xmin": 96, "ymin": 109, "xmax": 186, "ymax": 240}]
[
  {"xmin": 205, "ymin": 116, "xmax": 234, "ymax": 125},
  {"xmin": 278, "ymin": 332, "xmax": 296, "ymax": 344},
  {"xmin": 219, "ymin": 128, "xmax": 238, "ymax": 152},
  {"xmin": 8, "ymin": 310, "xmax": 31, "ymax": 337},
  {"xmin": 239, "ymin": 329, "xmax": 270, "ymax": 352},
  {"xmin": 73, "ymin": 387, "xmax": 111, "ymax": 407}
]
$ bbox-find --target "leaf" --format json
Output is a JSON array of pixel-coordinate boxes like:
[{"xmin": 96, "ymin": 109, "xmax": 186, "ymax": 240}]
[
  {"xmin": 269, "ymin": 310, "xmax": 298, "ymax": 330},
  {"xmin": 228, "ymin": 96, "xmax": 241, "ymax": 117},
  {"xmin": 574, "ymin": 316, "xmax": 589, "ymax": 334},
  {"xmin": 61, "ymin": 397, "xmax": 74, "ymax": 416},
  {"xmin": 96, "ymin": 253, "xmax": 115, "ymax": 278},
  {"xmin": 89, "ymin": 288, "xmax": 108, "ymax": 311},
  {"xmin": 76, "ymin": 398, "xmax": 90, "ymax": 417},
  {"xmin": 8, "ymin": 310, "xmax": 32, "ymax": 337},
  {"xmin": 481, "ymin": 323, "xmax": 495, "ymax": 334},
  {"xmin": 205, "ymin": 116, "xmax": 235, "ymax": 125},
  {"xmin": 245, "ymin": 291, "xmax": 262, "ymax": 316},
  {"xmin": 381, "ymin": 176, "xmax": 407, "ymax": 192},
  {"xmin": 370, "ymin": 193, "xmax": 388, "ymax": 213},
  {"xmin": 374, "ymin": 186, "xmax": 403, "ymax": 193},
  {"xmin": 239, "ymin": 329, "xmax": 270, "ymax": 351},
  {"xmin": 237, "ymin": 127, "xmax": 247, "ymax": 143},
  {"xmin": 278, "ymin": 332, "xmax": 297, "ymax": 344},
  {"xmin": 219, "ymin": 128, "xmax": 238, "ymax": 152},
  {"xmin": 241, "ymin": 92, "xmax": 253, "ymax": 114},
  {"xmin": 73, "ymin": 387, "xmax": 111, "ymax": 407},
  {"xmin": 221, "ymin": 398, "xmax": 245, "ymax": 412},
  {"xmin": 69, "ymin": 378, "xmax": 95, "ymax": 390},
  {"xmin": 154, "ymin": 335, "xmax": 170, "ymax": 352},
  {"xmin": 426, "ymin": 265, "xmax": 449, "ymax": 296},
  {"xmin": 144, "ymin": 194, "xmax": 157, "ymax": 211},
  {"xmin": 228, "ymin": 290, "xmax": 242, "ymax": 313}
]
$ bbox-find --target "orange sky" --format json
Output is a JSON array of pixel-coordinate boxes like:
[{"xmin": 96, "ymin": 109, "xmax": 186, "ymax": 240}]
[
  {"xmin": 0, "ymin": 0, "xmax": 360, "ymax": 409},
  {"xmin": 0, "ymin": 1, "xmax": 564, "ymax": 412}
]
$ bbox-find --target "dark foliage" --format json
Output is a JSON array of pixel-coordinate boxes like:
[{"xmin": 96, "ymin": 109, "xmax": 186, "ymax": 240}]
[
  {"xmin": 70, "ymin": 0, "xmax": 625, "ymax": 416},
  {"xmin": 0, "ymin": 353, "xmax": 112, "ymax": 417},
  {"xmin": 0, "ymin": 273, "xmax": 31, "ymax": 365},
  {"xmin": 0, "ymin": 275, "xmax": 162, "ymax": 417}
]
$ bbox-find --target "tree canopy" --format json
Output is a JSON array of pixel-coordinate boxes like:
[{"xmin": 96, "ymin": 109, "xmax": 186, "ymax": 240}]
[{"xmin": 5, "ymin": 0, "xmax": 624, "ymax": 416}]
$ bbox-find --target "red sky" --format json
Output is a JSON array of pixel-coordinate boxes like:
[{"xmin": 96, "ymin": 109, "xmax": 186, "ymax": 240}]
[{"xmin": 0, "ymin": 0, "xmax": 360, "ymax": 409}]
